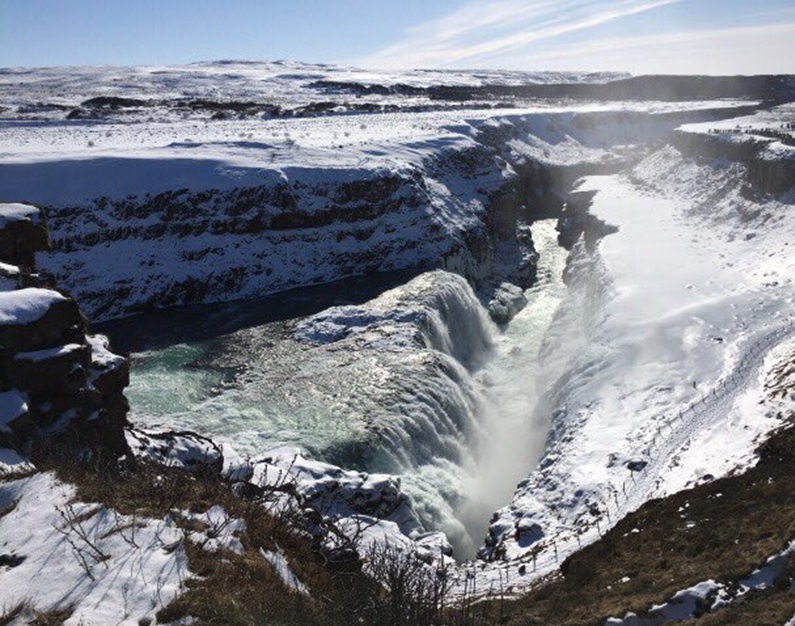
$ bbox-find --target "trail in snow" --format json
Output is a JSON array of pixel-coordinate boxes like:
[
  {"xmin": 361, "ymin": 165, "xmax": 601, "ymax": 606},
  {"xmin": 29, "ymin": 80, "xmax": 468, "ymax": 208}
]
[
  {"xmin": 627, "ymin": 318, "xmax": 795, "ymax": 509},
  {"xmin": 461, "ymin": 152, "xmax": 795, "ymax": 595},
  {"xmin": 444, "ymin": 322, "xmax": 795, "ymax": 601}
]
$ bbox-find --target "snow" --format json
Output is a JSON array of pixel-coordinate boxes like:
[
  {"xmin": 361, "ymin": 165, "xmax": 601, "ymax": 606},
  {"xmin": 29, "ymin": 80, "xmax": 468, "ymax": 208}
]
[
  {"xmin": 0, "ymin": 447, "xmax": 33, "ymax": 475},
  {"xmin": 249, "ymin": 445, "xmax": 421, "ymax": 535},
  {"xmin": 126, "ymin": 428, "xmax": 222, "ymax": 472},
  {"xmin": 0, "ymin": 202, "xmax": 40, "ymax": 226},
  {"xmin": 13, "ymin": 342, "xmax": 83, "ymax": 362},
  {"xmin": 86, "ymin": 333, "xmax": 126, "ymax": 369},
  {"xmin": 0, "ymin": 61, "xmax": 755, "ymax": 325},
  {"xmin": 0, "ymin": 472, "xmax": 188, "ymax": 626},
  {"xmin": 0, "ymin": 61, "xmax": 792, "ymax": 608},
  {"xmin": 261, "ymin": 546, "xmax": 310, "ymax": 595},
  {"xmin": 478, "ymin": 131, "xmax": 795, "ymax": 593},
  {"xmin": 0, "ymin": 288, "xmax": 66, "ymax": 325},
  {"xmin": 0, "ymin": 390, "xmax": 28, "ymax": 433},
  {"xmin": 0, "ymin": 61, "xmax": 625, "ymax": 120},
  {"xmin": 185, "ymin": 505, "xmax": 245, "ymax": 555},
  {"xmin": 0, "ymin": 262, "xmax": 21, "ymax": 276}
]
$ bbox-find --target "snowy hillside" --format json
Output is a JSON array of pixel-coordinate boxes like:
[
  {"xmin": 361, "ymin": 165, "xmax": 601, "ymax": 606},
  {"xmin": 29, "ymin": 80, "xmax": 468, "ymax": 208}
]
[{"xmin": 1, "ymin": 61, "xmax": 795, "ymax": 624}]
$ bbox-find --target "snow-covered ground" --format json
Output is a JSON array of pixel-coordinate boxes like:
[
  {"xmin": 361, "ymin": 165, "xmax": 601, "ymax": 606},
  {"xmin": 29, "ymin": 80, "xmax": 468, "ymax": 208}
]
[
  {"xmin": 479, "ymin": 138, "xmax": 795, "ymax": 591},
  {"xmin": 1, "ymin": 61, "xmax": 794, "ymax": 614},
  {"xmin": 0, "ymin": 60, "xmax": 626, "ymax": 120},
  {"xmin": 0, "ymin": 472, "xmax": 188, "ymax": 626}
]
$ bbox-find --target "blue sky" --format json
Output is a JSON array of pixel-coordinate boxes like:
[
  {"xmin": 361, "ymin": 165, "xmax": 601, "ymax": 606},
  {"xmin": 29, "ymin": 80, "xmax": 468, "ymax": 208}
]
[{"xmin": 1, "ymin": 0, "xmax": 793, "ymax": 74}]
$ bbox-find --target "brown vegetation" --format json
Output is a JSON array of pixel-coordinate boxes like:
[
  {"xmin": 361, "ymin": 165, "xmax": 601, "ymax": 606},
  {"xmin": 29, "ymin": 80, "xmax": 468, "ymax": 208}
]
[{"xmin": 498, "ymin": 422, "xmax": 795, "ymax": 625}]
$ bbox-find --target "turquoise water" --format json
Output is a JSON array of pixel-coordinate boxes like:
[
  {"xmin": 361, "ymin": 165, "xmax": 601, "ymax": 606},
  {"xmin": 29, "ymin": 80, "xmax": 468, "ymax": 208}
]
[{"xmin": 120, "ymin": 221, "xmax": 570, "ymax": 558}]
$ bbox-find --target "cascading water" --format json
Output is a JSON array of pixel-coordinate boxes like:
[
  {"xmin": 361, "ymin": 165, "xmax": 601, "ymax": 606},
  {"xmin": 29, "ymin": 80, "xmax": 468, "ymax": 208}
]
[
  {"xmin": 116, "ymin": 221, "xmax": 571, "ymax": 560},
  {"xmin": 461, "ymin": 220, "xmax": 570, "ymax": 549}
]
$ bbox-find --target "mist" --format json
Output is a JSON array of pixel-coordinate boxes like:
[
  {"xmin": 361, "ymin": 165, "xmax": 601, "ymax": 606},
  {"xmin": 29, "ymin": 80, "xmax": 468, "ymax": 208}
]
[{"xmin": 458, "ymin": 220, "xmax": 571, "ymax": 554}]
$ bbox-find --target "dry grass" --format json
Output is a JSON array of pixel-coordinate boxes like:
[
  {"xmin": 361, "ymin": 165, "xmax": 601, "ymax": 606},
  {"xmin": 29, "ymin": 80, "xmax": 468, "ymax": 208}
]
[
  {"xmin": 498, "ymin": 422, "xmax": 795, "ymax": 625},
  {"xmin": 27, "ymin": 607, "xmax": 74, "ymax": 626},
  {"xmin": 0, "ymin": 602, "xmax": 28, "ymax": 626},
  {"xmin": 47, "ymin": 458, "xmax": 336, "ymax": 624},
  {"xmin": 0, "ymin": 603, "xmax": 73, "ymax": 626},
  {"xmin": 156, "ymin": 540, "xmax": 325, "ymax": 626},
  {"xmin": 46, "ymin": 456, "xmax": 464, "ymax": 626},
  {"xmin": 33, "ymin": 412, "xmax": 795, "ymax": 625}
]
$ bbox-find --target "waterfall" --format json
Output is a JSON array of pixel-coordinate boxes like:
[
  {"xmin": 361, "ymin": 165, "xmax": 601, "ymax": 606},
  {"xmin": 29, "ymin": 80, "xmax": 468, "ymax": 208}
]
[
  {"xmin": 460, "ymin": 221, "xmax": 571, "ymax": 550},
  {"xmin": 120, "ymin": 251, "xmax": 574, "ymax": 560}
]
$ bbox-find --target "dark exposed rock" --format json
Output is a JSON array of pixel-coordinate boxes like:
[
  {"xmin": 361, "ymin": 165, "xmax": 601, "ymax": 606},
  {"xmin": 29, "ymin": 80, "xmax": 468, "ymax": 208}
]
[
  {"xmin": 557, "ymin": 189, "xmax": 618, "ymax": 250},
  {"xmin": 0, "ymin": 203, "xmax": 51, "ymax": 267},
  {"xmin": 488, "ymin": 282, "xmax": 528, "ymax": 325},
  {"xmin": 626, "ymin": 460, "xmax": 648, "ymax": 472},
  {"xmin": 0, "ymin": 292, "xmax": 85, "ymax": 354},
  {"xmin": 672, "ymin": 130, "xmax": 795, "ymax": 195},
  {"xmin": 81, "ymin": 96, "xmax": 149, "ymax": 109},
  {"xmin": 309, "ymin": 75, "xmax": 795, "ymax": 104},
  {"xmin": 6, "ymin": 343, "xmax": 91, "ymax": 396},
  {"xmin": 0, "ymin": 204, "xmax": 130, "ymax": 460},
  {"xmin": 0, "ymin": 553, "xmax": 26, "ymax": 568}
]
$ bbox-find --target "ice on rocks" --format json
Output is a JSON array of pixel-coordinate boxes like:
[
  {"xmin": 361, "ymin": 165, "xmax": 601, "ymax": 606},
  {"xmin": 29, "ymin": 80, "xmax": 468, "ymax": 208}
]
[
  {"xmin": 261, "ymin": 546, "xmax": 310, "ymax": 595},
  {"xmin": 86, "ymin": 334, "xmax": 126, "ymax": 370},
  {"xmin": 126, "ymin": 428, "xmax": 223, "ymax": 473}
]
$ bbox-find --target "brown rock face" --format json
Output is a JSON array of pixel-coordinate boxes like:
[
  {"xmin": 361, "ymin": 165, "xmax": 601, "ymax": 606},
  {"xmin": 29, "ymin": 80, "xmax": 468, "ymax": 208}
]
[
  {"xmin": 0, "ymin": 203, "xmax": 130, "ymax": 459},
  {"xmin": 0, "ymin": 203, "xmax": 51, "ymax": 268}
]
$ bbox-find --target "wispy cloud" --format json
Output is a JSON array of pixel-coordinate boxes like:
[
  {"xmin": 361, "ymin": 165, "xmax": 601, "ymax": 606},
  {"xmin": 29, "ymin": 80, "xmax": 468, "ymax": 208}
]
[
  {"xmin": 359, "ymin": 0, "xmax": 682, "ymax": 69},
  {"xmin": 505, "ymin": 21, "xmax": 795, "ymax": 74}
]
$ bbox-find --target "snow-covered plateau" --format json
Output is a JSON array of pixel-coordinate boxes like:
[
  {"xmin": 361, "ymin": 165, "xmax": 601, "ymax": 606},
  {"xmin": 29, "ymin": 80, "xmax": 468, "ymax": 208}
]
[{"xmin": 1, "ymin": 62, "xmax": 795, "ymax": 624}]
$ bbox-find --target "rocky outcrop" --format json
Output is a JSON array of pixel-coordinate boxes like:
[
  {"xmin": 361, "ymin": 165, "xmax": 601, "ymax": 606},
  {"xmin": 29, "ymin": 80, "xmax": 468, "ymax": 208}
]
[
  {"xmin": 30, "ymin": 141, "xmax": 524, "ymax": 322},
  {"xmin": 672, "ymin": 130, "xmax": 795, "ymax": 195},
  {"xmin": 0, "ymin": 203, "xmax": 129, "ymax": 459},
  {"xmin": 488, "ymin": 282, "xmax": 528, "ymax": 325},
  {"xmin": 556, "ymin": 189, "xmax": 618, "ymax": 250},
  {"xmin": 0, "ymin": 203, "xmax": 50, "ymax": 268}
]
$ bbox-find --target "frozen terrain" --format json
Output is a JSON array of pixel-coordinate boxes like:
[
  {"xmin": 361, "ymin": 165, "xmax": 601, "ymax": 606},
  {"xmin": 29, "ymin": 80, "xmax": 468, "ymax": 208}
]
[{"xmin": 1, "ymin": 61, "xmax": 795, "ymax": 619}]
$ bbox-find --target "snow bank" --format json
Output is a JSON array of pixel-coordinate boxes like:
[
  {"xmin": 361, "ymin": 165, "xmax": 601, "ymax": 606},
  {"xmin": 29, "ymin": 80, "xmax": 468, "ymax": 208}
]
[
  {"xmin": 0, "ymin": 446, "xmax": 33, "ymax": 475},
  {"xmin": 0, "ymin": 472, "xmax": 188, "ymax": 626},
  {"xmin": 86, "ymin": 334, "xmax": 126, "ymax": 370},
  {"xmin": 0, "ymin": 288, "xmax": 66, "ymax": 325},
  {"xmin": 0, "ymin": 202, "xmax": 40, "ymax": 226},
  {"xmin": 13, "ymin": 342, "xmax": 84, "ymax": 362}
]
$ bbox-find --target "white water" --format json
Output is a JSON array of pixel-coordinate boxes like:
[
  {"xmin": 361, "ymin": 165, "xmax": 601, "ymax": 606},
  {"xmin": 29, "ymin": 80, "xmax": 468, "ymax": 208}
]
[
  {"xmin": 461, "ymin": 220, "xmax": 570, "ymax": 546},
  {"xmin": 123, "ymin": 225, "xmax": 570, "ymax": 559}
]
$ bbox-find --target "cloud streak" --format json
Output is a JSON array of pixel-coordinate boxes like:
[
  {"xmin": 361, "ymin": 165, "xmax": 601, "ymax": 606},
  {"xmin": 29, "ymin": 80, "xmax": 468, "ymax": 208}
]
[
  {"xmin": 359, "ymin": 0, "xmax": 682, "ymax": 69},
  {"xmin": 506, "ymin": 21, "xmax": 795, "ymax": 74}
]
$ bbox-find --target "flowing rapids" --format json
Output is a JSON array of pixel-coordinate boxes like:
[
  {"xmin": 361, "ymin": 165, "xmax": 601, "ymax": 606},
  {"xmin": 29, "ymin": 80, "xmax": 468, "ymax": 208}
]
[
  {"xmin": 113, "ymin": 220, "xmax": 569, "ymax": 559},
  {"xmin": 463, "ymin": 221, "xmax": 569, "ymax": 549}
]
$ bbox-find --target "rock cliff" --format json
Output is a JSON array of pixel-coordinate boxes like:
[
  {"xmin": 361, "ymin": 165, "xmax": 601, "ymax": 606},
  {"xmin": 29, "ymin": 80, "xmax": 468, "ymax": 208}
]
[{"xmin": 0, "ymin": 203, "xmax": 129, "ymax": 460}]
